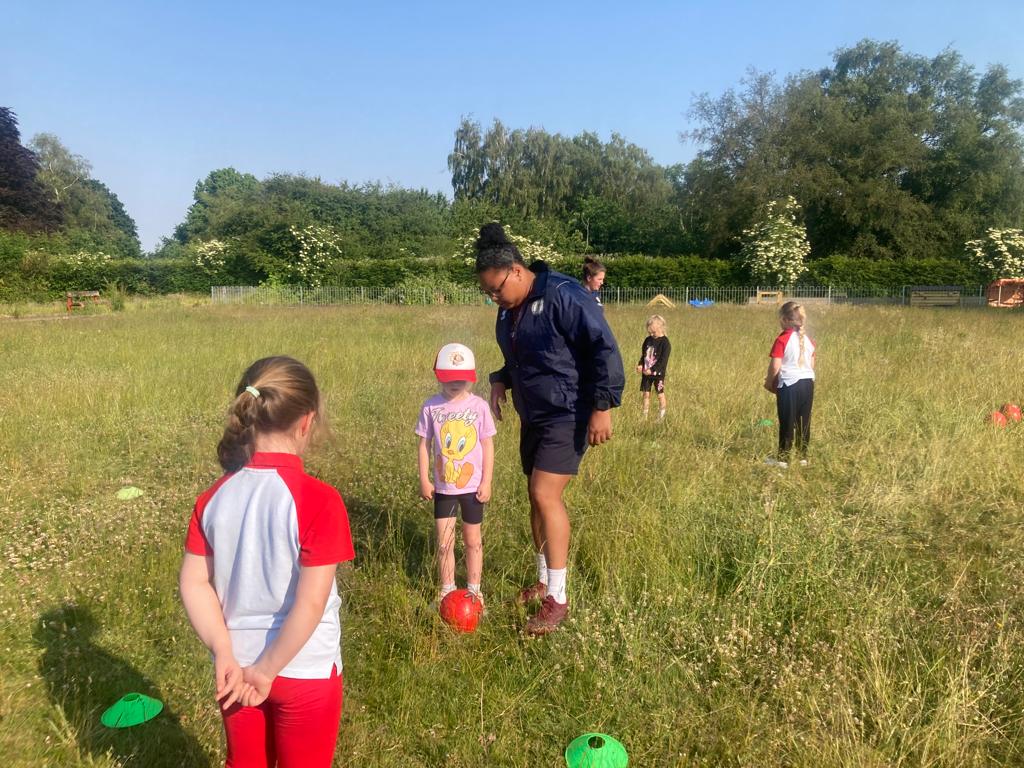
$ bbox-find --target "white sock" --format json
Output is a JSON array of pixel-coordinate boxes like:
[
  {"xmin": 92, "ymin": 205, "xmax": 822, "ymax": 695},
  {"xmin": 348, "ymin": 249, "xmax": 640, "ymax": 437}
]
[
  {"xmin": 536, "ymin": 552, "xmax": 548, "ymax": 584},
  {"xmin": 467, "ymin": 582, "xmax": 481, "ymax": 596},
  {"xmin": 546, "ymin": 568, "xmax": 567, "ymax": 604},
  {"xmin": 659, "ymin": 408, "xmax": 666, "ymax": 420},
  {"xmin": 440, "ymin": 583, "xmax": 456, "ymax": 598}
]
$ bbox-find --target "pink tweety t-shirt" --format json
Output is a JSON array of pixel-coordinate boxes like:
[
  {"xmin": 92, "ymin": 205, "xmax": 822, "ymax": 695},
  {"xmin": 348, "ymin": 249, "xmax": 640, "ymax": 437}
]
[{"xmin": 415, "ymin": 393, "xmax": 496, "ymax": 495}]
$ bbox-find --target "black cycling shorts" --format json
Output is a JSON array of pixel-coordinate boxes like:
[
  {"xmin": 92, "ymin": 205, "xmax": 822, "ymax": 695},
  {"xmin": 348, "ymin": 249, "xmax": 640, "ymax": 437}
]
[
  {"xmin": 434, "ymin": 493, "xmax": 484, "ymax": 525},
  {"xmin": 519, "ymin": 419, "xmax": 589, "ymax": 476}
]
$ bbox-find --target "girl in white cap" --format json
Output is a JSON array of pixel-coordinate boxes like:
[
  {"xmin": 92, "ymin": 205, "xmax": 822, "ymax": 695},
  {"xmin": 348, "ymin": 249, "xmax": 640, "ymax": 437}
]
[{"xmin": 415, "ymin": 343, "xmax": 497, "ymax": 607}]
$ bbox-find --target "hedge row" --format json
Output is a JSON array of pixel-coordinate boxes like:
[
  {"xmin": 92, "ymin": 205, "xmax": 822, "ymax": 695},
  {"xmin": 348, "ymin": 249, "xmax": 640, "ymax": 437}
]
[
  {"xmin": 328, "ymin": 254, "xmax": 986, "ymax": 289},
  {"xmin": 0, "ymin": 257, "xmax": 211, "ymax": 302},
  {"xmin": 0, "ymin": 252, "xmax": 988, "ymax": 303}
]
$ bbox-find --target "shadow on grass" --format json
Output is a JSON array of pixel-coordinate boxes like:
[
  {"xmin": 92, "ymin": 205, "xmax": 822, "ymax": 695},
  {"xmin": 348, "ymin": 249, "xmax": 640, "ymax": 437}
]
[
  {"xmin": 35, "ymin": 604, "xmax": 210, "ymax": 767},
  {"xmin": 346, "ymin": 495, "xmax": 433, "ymax": 583}
]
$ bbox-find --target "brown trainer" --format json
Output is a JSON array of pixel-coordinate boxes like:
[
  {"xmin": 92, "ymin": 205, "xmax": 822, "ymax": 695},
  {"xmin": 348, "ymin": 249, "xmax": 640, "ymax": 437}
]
[
  {"xmin": 525, "ymin": 596, "xmax": 569, "ymax": 636},
  {"xmin": 516, "ymin": 580, "xmax": 548, "ymax": 605}
]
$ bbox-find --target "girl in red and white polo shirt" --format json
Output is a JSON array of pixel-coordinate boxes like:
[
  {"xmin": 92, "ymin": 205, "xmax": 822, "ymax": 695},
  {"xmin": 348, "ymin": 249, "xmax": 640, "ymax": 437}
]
[
  {"xmin": 763, "ymin": 302, "xmax": 816, "ymax": 467},
  {"xmin": 180, "ymin": 356, "xmax": 354, "ymax": 768}
]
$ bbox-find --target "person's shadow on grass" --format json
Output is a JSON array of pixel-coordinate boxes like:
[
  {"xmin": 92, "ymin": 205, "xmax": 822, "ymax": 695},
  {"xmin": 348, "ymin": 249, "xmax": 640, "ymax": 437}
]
[
  {"xmin": 35, "ymin": 604, "xmax": 210, "ymax": 767},
  {"xmin": 345, "ymin": 495, "xmax": 433, "ymax": 582}
]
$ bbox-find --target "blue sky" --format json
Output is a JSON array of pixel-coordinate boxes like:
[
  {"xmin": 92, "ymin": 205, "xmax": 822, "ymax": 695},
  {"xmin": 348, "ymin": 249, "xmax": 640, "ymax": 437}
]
[{"xmin": 3, "ymin": 1, "xmax": 1023, "ymax": 250}]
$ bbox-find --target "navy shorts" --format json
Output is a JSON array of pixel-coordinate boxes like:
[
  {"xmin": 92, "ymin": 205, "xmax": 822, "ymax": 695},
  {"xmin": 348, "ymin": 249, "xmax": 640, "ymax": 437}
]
[
  {"xmin": 520, "ymin": 419, "xmax": 589, "ymax": 476},
  {"xmin": 640, "ymin": 375, "xmax": 665, "ymax": 393},
  {"xmin": 434, "ymin": 493, "xmax": 484, "ymax": 525}
]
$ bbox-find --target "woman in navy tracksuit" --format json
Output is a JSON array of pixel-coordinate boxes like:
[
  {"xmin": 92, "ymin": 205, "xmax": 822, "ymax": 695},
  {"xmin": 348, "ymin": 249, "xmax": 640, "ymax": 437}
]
[{"xmin": 475, "ymin": 223, "xmax": 625, "ymax": 636}]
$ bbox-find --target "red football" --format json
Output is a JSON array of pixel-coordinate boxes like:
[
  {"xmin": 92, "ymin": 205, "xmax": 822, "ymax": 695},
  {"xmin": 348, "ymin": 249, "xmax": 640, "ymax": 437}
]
[
  {"xmin": 990, "ymin": 411, "xmax": 1008, "ymax": 427},
  {"xmin": 439, "ymin": 590, "xmax": 483, "ymax": 633},
  {"xmin": 1001, "ymin": 403, "xmax": 1022, "ymax": 422}
]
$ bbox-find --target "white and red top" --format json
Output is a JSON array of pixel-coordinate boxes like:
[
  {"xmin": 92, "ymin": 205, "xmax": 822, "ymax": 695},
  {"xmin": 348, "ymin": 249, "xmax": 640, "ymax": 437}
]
[
  {"xmin": 185, "ymin": 452, "xmax": 354, "ymax": 679},
  {"xmin": 769, "ymin": 328, "xmax": 816, "ymax": 387}
]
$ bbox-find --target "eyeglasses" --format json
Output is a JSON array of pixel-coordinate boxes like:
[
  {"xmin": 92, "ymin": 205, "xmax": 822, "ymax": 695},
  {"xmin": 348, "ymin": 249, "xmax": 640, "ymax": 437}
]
[{"xmin": 480, "ymin": 269, "xmax": 512, "ymax": 298}]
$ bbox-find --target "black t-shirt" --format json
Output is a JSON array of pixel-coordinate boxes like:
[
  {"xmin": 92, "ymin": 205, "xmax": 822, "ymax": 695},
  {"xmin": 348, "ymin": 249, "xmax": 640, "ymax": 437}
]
[{"xmin": 638, "ymin": 335, "xmax": 671, "ymax": 377}]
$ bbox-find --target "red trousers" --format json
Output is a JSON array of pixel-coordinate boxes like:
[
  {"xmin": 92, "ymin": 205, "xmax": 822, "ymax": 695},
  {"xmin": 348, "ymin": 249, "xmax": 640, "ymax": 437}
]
[{"xmin": 222, "ymin": 666, "xmax": 342, "ymax": 768}]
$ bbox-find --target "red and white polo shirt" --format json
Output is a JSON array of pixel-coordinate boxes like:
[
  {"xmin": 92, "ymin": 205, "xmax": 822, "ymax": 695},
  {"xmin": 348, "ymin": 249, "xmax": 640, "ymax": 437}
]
[
  {"xmin": 769, "ymin": 328, "xmax": 816, "ymax": 387},
  {"xmin": 186, "ymin": 452, "xmax": 354, "ymax": 679}
]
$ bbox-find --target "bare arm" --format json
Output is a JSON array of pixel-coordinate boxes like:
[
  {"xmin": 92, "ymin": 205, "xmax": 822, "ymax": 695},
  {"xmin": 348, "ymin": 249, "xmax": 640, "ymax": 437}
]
[
  {"xmin": 489, "ymin": 382, "xmax": 507, "ymax": 421},
  {"xmin": 417, "ymin": 437, "xmax": 434, "ymax": 500},
  {"xmin": 179, "ymin": 553, "xmax": 246, "ymax": 709},
  {"xmin": 476, "ymin": 436, "xmax": 494, "ymax": 502},
  {"xmin": 242, "ymin": 564, "xmax": 337, "ymax": 705},
  {"xmin": 764, "ymin": 358, "xmax": 782, "ymax": 392}
]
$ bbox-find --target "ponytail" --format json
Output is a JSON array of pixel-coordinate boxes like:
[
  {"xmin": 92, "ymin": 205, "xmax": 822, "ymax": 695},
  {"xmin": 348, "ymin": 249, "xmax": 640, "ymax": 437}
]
[
  {"xmin": 217, "ymin": 391, "xmax": 261, "ymax": 473},
  {"xmin": 217, "ymin": 356, "xmax": 323, "ymax": 472},
  {"xmin": 779, "ymin": 301, "xmax": 808, "ymax": 367}
]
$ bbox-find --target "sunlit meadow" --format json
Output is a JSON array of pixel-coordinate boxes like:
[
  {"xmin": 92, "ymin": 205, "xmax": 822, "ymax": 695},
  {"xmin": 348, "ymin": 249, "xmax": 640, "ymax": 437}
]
[{"xmin": 1, "ymin": 300, "xmax": 1022, "ymax": 766}]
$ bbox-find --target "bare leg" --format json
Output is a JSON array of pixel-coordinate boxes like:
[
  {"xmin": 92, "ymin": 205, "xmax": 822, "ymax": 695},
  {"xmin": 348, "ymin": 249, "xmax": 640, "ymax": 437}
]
[
  {"xmin": 435, "ymin": 517, "xmax": 457, "ymax": 589},
  {"xmin": 529, "ymin": 495, "xmax": 544, "ymax": 552},
  {"xmin": 528, "ymin": 470, "xmax": 573, "ymax": 569},
  {"xmin": 462, "ymin": 522, "xmax": 482, "ymax": 588},
  {"xmin": 642, "ymin": 392, "xmax": 651, "ymax": 416}
]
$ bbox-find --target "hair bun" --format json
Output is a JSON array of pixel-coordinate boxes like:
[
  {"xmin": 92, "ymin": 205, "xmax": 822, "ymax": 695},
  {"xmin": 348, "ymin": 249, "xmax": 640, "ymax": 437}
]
[{"xmin": 476, "ymin": 222, "xmax": 510, "ymax": 250}]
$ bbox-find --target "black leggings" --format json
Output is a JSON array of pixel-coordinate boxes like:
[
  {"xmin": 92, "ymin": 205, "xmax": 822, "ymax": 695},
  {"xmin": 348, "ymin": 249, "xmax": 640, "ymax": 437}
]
[{"xmin": 776, "ymin": 379, "xmax": 814, "ymax": 458}]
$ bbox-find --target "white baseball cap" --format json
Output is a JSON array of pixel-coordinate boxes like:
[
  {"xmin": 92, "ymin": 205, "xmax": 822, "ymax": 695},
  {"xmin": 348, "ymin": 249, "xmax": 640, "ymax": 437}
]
[{"xmin": 434, "ymin": 343, "xmax": 477, "ymax": 382}]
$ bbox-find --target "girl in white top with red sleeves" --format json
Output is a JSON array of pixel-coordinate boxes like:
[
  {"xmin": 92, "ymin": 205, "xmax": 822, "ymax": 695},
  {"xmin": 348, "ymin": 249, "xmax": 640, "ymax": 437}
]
[
  {"xmin": 180, "ymin": 356, "xmax": 354, "ymax": 767},
  {"xmin": 763, "ymin": 302, "xmax": 816, "ymax": 467}
]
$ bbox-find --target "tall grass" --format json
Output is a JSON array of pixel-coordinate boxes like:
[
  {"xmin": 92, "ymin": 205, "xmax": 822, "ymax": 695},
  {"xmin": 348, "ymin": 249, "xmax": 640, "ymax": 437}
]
[{"xmin": 0, "ymin": 303, "xmax": 1021, "ymax": 766}]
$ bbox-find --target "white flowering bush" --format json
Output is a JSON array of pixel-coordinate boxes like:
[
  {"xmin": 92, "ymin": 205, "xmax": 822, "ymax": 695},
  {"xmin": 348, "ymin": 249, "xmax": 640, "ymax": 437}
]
[
  {"xmin": 290, "ymin": 224, "xmax": 343, "ymax": 286},
  {"xmin": 62, "ymin": 250, "xmax": 113, "ymax": 267},
  {"xmin": 453, "ymin": 225, "xmax": 561, "ymax": 267},
  {"xmin": 740, "ymin": 196, "xmax": 810, "ymax": 286},
  {"xmin": 964, "ymin": 228, "xmax": 1024, "ymax": 279},
  {"xmin": 192, "ymin": 239, "xmax": 228, "ymax": 275}
]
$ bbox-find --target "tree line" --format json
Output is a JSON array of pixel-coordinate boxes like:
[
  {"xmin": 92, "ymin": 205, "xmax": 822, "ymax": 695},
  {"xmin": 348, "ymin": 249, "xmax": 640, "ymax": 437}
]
[{"xmin": 1, "ymin": 39, "xmax": 1022, "ymax": 297}]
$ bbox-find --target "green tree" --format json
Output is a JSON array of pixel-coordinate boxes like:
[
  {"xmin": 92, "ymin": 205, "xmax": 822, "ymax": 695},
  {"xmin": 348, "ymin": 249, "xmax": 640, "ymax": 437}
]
[
  {"xmin": 683, "ymin": 40, "xmax": 1024, "ymax": 262},
  {"xmin": 30, "ymin": 132, "xmax": 90, "ymax": 205},
  {"xmin": 448, "ymin": 118, "xmax": 689, "ymax": 254},
  {"xmin": 174, "ymin": 167, "xmax": 261, "ymax": 243},
  {"xmin": 23, "ymin": 133, "xmax": 140, "ymax": 256},
  {"xmin": 85, "ymin": 179, "xmax": 138, "ymax": 243}
]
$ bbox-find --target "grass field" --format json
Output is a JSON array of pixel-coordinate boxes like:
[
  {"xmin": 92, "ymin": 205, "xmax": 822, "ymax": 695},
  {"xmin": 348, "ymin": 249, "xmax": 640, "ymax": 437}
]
[{"xmin": 1, "ymin": 302, "xmax": 1022, "ymax": 767}]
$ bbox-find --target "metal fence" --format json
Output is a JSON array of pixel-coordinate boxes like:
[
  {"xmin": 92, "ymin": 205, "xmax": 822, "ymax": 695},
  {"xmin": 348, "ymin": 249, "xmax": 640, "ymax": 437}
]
[
  {"xmin": 211, "ymin": 284, "xmax": 989, "ymax": 307},
  {"xmin": 599, "ymin": 285, "xmax": 989, "ymax": 306}
]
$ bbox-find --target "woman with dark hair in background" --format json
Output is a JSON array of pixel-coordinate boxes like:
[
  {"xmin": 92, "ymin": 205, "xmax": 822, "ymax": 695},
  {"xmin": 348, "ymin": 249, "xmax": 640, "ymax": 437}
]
[
  {"xmin": 582, "ymin": 256, "xmax": 607, "ymax": 307},
  {"xmin": 475, "ymin": 224, "xmax": 624, "ymax": 635}
]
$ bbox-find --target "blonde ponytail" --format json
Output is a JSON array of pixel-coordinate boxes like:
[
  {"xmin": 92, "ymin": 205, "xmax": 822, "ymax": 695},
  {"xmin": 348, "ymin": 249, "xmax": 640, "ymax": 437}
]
[
  {"xmin": 217, "ymin": 356, "xmax": 323, "ymax": 472},
  {"xmin": 779, "ymin": 302, "xmax": 808, "ymax": 367}
]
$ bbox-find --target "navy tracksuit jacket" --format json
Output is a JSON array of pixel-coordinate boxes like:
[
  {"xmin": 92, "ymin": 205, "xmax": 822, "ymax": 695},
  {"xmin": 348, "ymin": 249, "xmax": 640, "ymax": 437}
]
[{"xmin": 489, "ymin": 262, "xmax": 625, "ymax": 425}]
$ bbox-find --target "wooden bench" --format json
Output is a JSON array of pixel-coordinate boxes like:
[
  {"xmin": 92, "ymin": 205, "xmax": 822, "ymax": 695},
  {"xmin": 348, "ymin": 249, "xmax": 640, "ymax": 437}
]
[
  {"xmin": 66, "ymin": 290, "xmax": 101, "ymax": 313},
  {"xmin": 754, "ymin": 290, "xmax": 783, "ymax": 305},
  {"xmin": 987, "ymin": 279, "xmax": 1024, "ymax": 308},
  {"xmin": 908, "ymin": 287, "xmax": 961, "ymax": 308}
]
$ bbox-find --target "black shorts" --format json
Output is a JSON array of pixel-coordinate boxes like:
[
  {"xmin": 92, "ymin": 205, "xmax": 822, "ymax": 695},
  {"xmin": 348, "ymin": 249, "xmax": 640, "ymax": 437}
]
[
  {"xmin": 640, "ymin": 375, "xmax": 665, "ymax": 393},
  {"xmin": 520, "ymin": 420, "xmax": 589, "ymax": 476},
  {"xmin": 434, "ymin": 493, "xmax": 484, "ymax": 525}
]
